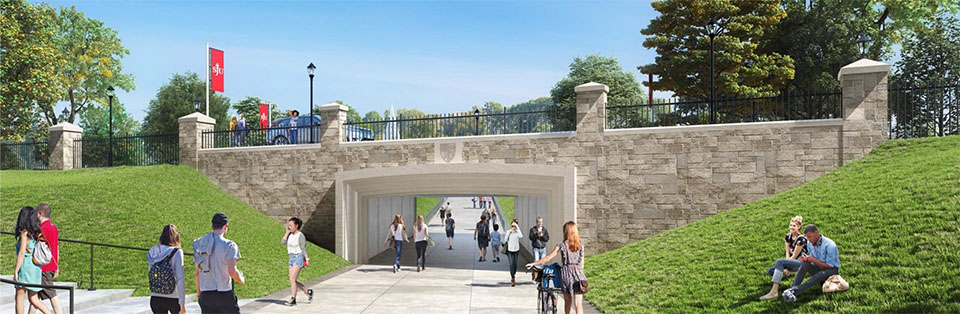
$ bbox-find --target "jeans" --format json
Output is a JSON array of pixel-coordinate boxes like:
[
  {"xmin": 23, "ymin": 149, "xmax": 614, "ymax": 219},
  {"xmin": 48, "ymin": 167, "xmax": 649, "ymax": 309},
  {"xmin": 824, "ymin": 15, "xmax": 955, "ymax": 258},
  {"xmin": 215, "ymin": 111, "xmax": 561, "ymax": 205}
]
[
  {"xmin": 506, "ymin": 251, "xmax": 519, "ymax": 279},
  {"xmin": 472, "ymin": 200, "xmax": 477, "ymax": 208},
  {"xmin": 289, "ymin": 129, "xmax": 299, "ymax": 144},
  {"xmin": 766, "ymin": 258, "xmax": 803, "ymax": 283},
  {"xmin": 415, "ymin": 240, "xmax": 427, "ymax": 268},
  {"xmin": 790, "ymin": 262, "xmax": 839, "ymax": 296},
  {"xmin": 229, "ymin": 133, "xmax": 237, "ymax": 147},
  {"xmin": 238, "ymin": 130, "xmax": 246, "ymax": 146},
  {"xmin": 394, "ymin": 240, "xmax": 403, "ymax": 267},
  {"xmin": 533, "ymin": 247, "xmax": 547, "ymax": 262}
]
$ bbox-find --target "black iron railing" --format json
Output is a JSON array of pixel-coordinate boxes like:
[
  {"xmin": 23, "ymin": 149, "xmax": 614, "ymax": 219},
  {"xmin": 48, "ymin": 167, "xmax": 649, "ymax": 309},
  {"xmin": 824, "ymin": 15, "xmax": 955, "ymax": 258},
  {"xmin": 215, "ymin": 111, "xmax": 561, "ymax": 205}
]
[
  {"xmin": 1, "ymin": 141, "xmax": 50, "ymax": 170},
  {"xmin": 201, "ymin": 124, "xmax": 322, "ymax": 148},
  {"xmin": 342, "ymin": 107, "xmax": 576, "ymax": 142},
  {"xmin": 1, "ymin": 231, "xmax": 193, "ymax": 291},
  {"xmin": 888, "ymin": 84, "xmax": 960, "ymax": 139},
  {"xmin": 73, "ymin": 133, "xmax": 178, "ymax": 168},
  {"xmin": 606, "ymin": 91, "xmax": 842, "ymax": 129},
  {"xmin": 1, "ymin": 278, "xmax": 75, "ymax": 313}
]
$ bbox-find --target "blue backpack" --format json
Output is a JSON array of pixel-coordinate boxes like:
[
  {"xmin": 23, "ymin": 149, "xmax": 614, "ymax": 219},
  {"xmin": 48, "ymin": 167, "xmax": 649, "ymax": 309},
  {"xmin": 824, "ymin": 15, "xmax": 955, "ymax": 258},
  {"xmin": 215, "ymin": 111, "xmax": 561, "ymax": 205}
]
[{"xmin": 541, "ymin": 263, "xmax": 562, "ymax": 290}]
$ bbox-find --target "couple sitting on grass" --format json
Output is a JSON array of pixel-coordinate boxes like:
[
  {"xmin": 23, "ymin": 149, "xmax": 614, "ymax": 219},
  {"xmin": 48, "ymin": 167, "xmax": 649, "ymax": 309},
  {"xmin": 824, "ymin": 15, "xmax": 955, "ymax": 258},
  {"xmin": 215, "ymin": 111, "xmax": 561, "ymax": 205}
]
[{"xmin": 760, "ymin": 215, "xmax": 845, "ymax": 302}]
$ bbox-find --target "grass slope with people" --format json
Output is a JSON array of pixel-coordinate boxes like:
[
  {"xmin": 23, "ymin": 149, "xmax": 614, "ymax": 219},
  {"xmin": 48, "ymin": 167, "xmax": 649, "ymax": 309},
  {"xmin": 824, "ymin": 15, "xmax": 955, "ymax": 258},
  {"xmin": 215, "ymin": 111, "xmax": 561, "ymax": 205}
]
[
  {"xmin": 0, "ymin": 165, "xmax": 350, "ymax": 299},
  {"xmin": 584, "ymin": 135, "xmax": 960, "ymax": 313}
]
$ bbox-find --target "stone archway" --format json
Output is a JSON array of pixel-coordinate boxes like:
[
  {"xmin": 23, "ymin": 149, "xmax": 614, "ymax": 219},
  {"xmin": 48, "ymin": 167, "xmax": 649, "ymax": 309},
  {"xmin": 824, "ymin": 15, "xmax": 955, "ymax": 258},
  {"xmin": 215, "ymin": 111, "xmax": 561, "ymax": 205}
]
[{"xmin": 334, "ymin": 163, "xmax": 576, "ymax": 263}]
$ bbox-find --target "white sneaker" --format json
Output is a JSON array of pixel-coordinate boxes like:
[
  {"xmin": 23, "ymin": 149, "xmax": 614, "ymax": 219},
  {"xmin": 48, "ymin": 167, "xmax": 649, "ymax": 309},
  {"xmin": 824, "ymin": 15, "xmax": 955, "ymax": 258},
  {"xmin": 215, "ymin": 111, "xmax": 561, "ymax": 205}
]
[{"xmin": 782, "ymin": 288, "xmax": 797, "ymax": 302}]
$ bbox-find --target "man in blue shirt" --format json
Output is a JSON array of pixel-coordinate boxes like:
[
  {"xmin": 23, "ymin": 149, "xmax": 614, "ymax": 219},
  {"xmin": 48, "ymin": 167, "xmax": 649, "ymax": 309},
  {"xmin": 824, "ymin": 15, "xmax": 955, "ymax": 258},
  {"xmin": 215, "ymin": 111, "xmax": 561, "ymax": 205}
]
[{"xmin": 783, "ymin": 224, "xmax": 839, "ymax": 302}]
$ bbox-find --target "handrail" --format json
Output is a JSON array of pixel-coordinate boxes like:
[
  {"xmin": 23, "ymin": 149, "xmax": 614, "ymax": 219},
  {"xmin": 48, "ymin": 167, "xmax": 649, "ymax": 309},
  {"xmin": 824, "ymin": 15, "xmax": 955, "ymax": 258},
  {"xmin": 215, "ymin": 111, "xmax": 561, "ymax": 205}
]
[
  {"xmin": 2, "ymin": 231, "xmax": 192, "ymax": 291},
  {"xmin": 1, "ymin": 278, "xmax": 75, "ymax": 314}
]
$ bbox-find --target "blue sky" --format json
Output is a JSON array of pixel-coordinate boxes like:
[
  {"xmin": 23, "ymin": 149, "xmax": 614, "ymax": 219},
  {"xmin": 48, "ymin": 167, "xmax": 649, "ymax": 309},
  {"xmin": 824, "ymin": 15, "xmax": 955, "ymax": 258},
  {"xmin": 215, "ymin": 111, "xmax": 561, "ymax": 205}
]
[{"xmin": 38, "ymin": 0, "xmax": 667, "ymax": 121}]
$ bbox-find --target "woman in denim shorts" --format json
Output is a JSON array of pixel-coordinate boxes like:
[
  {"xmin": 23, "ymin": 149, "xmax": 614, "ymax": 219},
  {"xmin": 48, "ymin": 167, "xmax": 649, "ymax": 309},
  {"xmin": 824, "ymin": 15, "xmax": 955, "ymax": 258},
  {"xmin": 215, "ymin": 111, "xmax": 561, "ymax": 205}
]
[{"xmin": 281, "ymin": 217, "xmax": 313, "ymax": 306}]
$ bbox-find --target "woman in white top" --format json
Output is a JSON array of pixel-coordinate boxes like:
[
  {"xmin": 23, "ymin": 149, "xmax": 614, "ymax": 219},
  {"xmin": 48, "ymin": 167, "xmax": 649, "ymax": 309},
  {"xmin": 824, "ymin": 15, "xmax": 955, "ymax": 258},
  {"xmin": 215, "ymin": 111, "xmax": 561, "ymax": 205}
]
[
  {"xmin": 281, "ymin": 217, "xmax": 313, "ymax": 306},
  {"xmin": 503, "ymin": 222, "xmax": 524, "ymax": 286},
  {"xmin": 413, "ymin": 215, "xmax": 430, "ymax": 272},
  {"xmin": 384, "ymin": 215, "xmax": 409, "ymax": 273}
]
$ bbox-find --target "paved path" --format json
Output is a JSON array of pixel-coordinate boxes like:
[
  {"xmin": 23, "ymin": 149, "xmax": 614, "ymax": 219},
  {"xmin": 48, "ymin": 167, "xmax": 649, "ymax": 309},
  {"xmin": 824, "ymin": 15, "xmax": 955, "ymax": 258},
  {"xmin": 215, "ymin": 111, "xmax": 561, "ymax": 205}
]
[{"xmin": 250, "ymin": 197, "xmax": 548, "ymax": 313}]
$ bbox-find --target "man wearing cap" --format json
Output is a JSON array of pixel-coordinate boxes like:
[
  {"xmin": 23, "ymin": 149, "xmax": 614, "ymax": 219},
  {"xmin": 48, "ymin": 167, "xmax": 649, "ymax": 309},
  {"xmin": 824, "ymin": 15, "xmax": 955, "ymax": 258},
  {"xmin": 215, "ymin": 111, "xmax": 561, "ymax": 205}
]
[
  {"xmin": 194, "ymin": 213, "xmax": 245, "ymax": 313},
  {"xmin": 782, "ymin": 224, "xmax": 840, "ymax": 302}
]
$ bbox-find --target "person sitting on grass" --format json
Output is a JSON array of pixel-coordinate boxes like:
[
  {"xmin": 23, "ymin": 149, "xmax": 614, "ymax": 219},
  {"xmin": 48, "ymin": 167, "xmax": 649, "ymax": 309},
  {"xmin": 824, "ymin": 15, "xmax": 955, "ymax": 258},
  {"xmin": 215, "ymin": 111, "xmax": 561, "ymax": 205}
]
[
  {"xmin": 782, "ymin": 224, "xmax": 840, "ymax": 302},
  {"xmin": 760, "ymin": 216, "xmax": 808, "ymax": 300}
]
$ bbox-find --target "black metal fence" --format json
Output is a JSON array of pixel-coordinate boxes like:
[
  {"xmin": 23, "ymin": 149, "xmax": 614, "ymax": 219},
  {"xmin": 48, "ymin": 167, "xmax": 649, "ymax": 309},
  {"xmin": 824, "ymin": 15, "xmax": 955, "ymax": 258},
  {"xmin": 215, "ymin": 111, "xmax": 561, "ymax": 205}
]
[
  {"xmin": 201, "ymin": 125, "xmax": 323, "ymax": 148},
  {"xmin": 888, "ymin": 84, "xmax": 960, "ymax": 139},
  {"xmin": 73, "ymin": 134, "xmax": 178, "ymax": 168},
  {"xmin": 343, "ymin": 107, "xmax": 576, "ymax": 141},
  {"xmin": 607, "ymin": 91, "xmax": 842, "ymax": 129},
  {"xmin": 1, "ymin": 141, "xmax": 50, "ymax": 170}
]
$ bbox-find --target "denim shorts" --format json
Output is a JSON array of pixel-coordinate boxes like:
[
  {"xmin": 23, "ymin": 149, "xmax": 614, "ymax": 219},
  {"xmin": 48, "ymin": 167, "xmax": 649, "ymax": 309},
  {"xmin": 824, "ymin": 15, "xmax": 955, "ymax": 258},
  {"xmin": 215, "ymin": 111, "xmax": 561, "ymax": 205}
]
[{"xmin": 289, "ymin": 253, "xmax": 304, "ymax": 267}]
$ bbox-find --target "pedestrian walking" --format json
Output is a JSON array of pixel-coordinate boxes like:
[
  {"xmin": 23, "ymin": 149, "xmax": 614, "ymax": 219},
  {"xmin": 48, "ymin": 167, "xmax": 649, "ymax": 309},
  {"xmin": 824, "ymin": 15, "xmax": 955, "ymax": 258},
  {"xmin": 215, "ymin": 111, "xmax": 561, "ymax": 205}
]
[
  {"xmin": 445, "ymin": 213, "xmax": 456, "ymax": 250},
  {"xmin": 236, "ymin": 113, "xmax": 248, "ymax": 147},
  {"xmin": 384, "ymin": 215, "xmax": 409, "ymax": 273},
  {"xmin": 527, "ymin": 221, "xmax": 589, "ymax": 314},
  {"xmin": 287, "ymin": 110, "xmax": 300, "ymax": 144},
  {"xmin": 229, "ymin": 115, "xmax": 238, "ymax": 147},
  {"xmin": 503, "ymin": 222, "xmax": 523, "ymax": 287},
  {"xmin": 439, "ymin": 202, "xmax": 451, "ymax": 222},
  {"xmin": 147, "ymin": 224, "xmax": 186, "ymax": 314},
  {"xmin": 472, "ymin": 197, "xmax": 477, "ymax": 208},
  {"xmin": 413, "ymin": 215, "xmax": 429, "ymax": 272},
  {"xmin": 479, "ymin": 196, "xmax": 486, "ymax": 209},
  {"xmin": 474, "ymin": 214, "xmax": 490, "ymax": 262},
  {"xmin": 529, "ymin": 217, "xmax": 551, "ymax": 262},
  {"xmin": 13, "ymin": 206, "xmax": 52, "ymax": 314},
  {"xmin": 281, "ymin": 217, "xmax": 313, "ymax": 306},
  {"xmin": 193, "ymin": 213, "xmax": 245, "ymax": 314},
  {"xmin": 490, "ymin": 224, "xmax": 502, "ymax": 263},
  {"xmin": 31, "ymin": 204, "xmax": 62, "ymax": 314}
]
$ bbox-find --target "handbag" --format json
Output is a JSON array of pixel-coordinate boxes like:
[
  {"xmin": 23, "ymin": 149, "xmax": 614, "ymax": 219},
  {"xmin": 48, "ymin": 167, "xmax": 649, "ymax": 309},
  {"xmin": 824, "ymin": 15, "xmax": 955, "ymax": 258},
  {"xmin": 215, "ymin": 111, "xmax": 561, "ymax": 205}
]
[
  {"xmin": 822, "ymin": 274, "xmax": 849, "ymax": 293},
  {"xmin": 32, "ymin": 239, "xmax": 53, "ymax": 266},
  {"xmin": 427, "ymin": 236, "xmax": 435, "ymax": 247}
]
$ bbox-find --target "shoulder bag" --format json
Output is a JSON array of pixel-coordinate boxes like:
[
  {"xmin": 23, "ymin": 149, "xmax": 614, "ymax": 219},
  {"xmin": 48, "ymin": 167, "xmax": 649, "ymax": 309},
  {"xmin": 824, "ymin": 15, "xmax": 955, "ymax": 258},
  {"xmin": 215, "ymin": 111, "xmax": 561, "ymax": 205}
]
[{"xmin": 32, "ymin": 239, "xmax": 53, "ymax": 266}]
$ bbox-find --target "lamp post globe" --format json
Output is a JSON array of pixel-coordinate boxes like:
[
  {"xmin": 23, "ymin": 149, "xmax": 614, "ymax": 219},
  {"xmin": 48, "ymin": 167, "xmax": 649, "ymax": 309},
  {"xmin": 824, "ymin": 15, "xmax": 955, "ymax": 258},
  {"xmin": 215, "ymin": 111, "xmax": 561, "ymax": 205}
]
[
  {"xmin": 856, "ymin": 34, "xmax": 872, "ymax": 58},
  {"xmin": 473, "ymin": 108, "xmax": 481, "ymax": 135},
  {"xmin": 107, "ymin": 86, "xmax": 115, "ymax": 167},
  {"xmin": 307, "ymin": 62, "xmax": 316, "ymax": 143},
  {"xmin": 61, "ymin": 107, "xmax": 69, "ymax": 122},
  {"xmin": 194, "ymin": 97, "xmax": 201, "ymax": 112}
]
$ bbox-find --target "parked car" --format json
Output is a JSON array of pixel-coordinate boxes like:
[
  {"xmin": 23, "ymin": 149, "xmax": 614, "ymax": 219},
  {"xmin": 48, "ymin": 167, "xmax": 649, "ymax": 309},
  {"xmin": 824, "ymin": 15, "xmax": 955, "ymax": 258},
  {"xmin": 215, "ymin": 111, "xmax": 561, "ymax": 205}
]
[{"xmin": 268, "ymin": 115, "xmax": 374, "ymax": 144}]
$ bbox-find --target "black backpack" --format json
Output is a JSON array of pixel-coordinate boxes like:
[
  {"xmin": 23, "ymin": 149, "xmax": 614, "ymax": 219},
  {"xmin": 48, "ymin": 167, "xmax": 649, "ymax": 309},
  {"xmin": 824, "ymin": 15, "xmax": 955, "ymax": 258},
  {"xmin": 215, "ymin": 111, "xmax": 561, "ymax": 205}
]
[
  {"xmin": 478, "ymin": 221, "xmax": 490, "ymax": 238},
  {"xmin": 149, "ymin": 248, "xmax": 179, "ymax": 294}
]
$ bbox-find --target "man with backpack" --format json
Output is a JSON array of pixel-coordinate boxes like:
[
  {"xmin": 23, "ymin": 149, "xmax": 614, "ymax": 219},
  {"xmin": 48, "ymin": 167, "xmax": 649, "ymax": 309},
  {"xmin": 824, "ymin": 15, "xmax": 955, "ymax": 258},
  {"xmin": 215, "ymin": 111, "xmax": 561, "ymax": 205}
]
[
  {"xmin": 193, "ymin": 213, "xmax": 245, "ymax": 314},
  {"xmin": 474, "ymin": 214, "xmax": 490, "ymax": 262}
]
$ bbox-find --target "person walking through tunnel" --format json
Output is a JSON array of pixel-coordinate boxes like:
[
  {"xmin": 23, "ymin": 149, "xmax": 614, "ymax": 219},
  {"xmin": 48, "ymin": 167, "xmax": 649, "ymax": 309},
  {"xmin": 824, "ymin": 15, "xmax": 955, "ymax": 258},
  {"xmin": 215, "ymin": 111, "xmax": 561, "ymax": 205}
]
[
  {"xmin": 384, "ymin": 215, "xmax": 409, "ymax": 273},
  {"xmin": 490, "ymin": 224, "xmax": 502, "ymax": 263},
  {"xmin": 503, "ymin": 222, "xmax": 523, "ymax": 287},
  {"xmin": 445, "ymin": 213, "xmax": 456, "ymax": 250},
  {"xmin": 474, "ymin": 214, "xmax": 490, "ymax": 262},
  {"xmin": 413, "ymin": 215, "xmax": 429, "ymax": 272},
  {"xmin": 281, "ymin": 217, "xmax": 313, "ymax": 305}
]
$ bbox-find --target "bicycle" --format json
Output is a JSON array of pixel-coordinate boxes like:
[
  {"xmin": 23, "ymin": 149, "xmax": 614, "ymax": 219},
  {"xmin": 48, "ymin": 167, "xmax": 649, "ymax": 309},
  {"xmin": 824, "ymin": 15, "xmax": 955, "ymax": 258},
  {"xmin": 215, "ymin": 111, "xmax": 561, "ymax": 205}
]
[{"xmin": 530, "ymin": 263, "xmax": 562, "ymax": 314}]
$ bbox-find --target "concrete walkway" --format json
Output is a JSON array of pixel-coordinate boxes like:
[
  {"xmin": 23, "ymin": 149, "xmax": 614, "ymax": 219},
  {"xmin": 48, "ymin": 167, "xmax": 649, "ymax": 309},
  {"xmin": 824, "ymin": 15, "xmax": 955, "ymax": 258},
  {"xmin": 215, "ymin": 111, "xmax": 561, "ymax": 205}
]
[{"xmin": 250, "ymin": 197, "xmax": 548, "ymax": 313}]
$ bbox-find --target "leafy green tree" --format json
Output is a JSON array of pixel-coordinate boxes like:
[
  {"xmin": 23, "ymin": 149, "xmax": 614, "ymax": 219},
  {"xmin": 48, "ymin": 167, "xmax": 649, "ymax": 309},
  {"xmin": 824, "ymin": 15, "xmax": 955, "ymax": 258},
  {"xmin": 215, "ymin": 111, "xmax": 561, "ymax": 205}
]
[
  {"xmin": 363, "ymin": 110, "xmax": 382, "ymax": 121},
  {"xmin": 509, "ymin": 97, "xmax": 553, "ymax": 113},
  {"xmin": 639, "ymin": 0, "xmax": 794, "ymax": 99},
  {"xmin": 0, "ymin": 0, "xmax": 62, "ymax": 142},
  {"xmin": 77, "ymin": 101, "xmax": 140, "ymax": 137},
  {"xmin": 142, "ymin": 72, "xmax": 230, "ymax": 134},
  {"xmin": 892, "ymin": 15, "xmax": 960, "ymax": 137},
  {"xmin": 233, "ymin": 96, "xmax": 282, "ymax": 128},
  {"xmin": 551, "ymin": 55, "xmax": 645, "ymax": 130},
  {"xmin": 38, "ymin": 6, "xmax": 135, "ymax": 126}
]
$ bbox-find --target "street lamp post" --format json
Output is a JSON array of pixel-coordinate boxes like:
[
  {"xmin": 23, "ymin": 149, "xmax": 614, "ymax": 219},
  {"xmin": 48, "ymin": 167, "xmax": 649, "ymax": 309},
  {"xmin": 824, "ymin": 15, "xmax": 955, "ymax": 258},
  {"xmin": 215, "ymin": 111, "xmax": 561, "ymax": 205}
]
[
  {"xmin": 706, "ymin": 18, "xmax": 724, "ymax": 124},
  {"xmin": 474, "ymin": 109, "xmax": 481, "ymax": 135},
  {"xmin": 856, "ymin": 34, "xmax": 872, "ymax": 58},
  {"xmin": 107, "ymin": 86, "xmax": 115, "ymax": 167},
  {"xmin": 194, "ymin": 97, "xmax": 202, "ymax": 112},
  {"xmin": 307, "ymin": 63, "xmax": 316, "ymax": 143}
]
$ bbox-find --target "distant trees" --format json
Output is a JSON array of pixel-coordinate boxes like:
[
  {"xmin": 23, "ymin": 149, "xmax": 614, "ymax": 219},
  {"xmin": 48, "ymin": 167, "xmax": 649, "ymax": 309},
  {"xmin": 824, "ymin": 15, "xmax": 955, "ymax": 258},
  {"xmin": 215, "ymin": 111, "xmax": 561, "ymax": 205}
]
[
  {"xmin": 77, "ymin": 101, "xmax": 140, "ymax": 137},
  {"xmin": 892, "ymin": 15, "xmax": 960, "ymax": 137},
  {"xmin": 142, "ymin": 72, "xmax": 230, "ymax": 134}
]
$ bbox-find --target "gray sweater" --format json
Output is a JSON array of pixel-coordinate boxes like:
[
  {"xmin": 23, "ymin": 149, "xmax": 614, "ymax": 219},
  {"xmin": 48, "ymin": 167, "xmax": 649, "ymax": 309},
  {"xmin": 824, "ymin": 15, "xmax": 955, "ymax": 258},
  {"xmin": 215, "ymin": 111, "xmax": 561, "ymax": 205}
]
[{"xmin": 147, "ymin": 244, "xmax": 186, "ymax": 304}]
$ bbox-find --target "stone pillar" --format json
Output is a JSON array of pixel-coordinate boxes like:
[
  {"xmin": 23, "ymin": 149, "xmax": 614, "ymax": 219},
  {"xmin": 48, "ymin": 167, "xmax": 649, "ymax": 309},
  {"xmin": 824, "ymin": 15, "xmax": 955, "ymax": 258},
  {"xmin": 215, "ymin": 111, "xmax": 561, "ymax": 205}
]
[
  {"xmin": 48, "ymin": 122, "xmax": 83, "ymax": 170},
  {"xmin": 838, "ymin": 59, "xmax": 890, "ymax": 164},
  {"xmin": 575, "ymin": 82, "xmax": 609, "ymax": 141},
  {"xmin": 318, "ymin": 102, "xmax": 348, "ymax": 146},
  {"xmin": 178, "ymin": 112, "xmax": 216, "ymax": 168}
]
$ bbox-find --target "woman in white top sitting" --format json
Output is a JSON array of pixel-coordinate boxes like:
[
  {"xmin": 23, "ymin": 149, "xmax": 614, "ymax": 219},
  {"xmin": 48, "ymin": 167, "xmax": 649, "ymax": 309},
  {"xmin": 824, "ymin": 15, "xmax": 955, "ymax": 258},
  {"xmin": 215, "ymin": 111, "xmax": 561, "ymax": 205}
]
[
  {"xmin": 384, "ymin": 215, "xmax": 409, "ymax": 273},
  {"xmin": 281, "ymin": 217, "xmax": 313, "ymax": 306},
  {"xmin": 413, "ymin": 215, "xmax": 429, "ymax": 272}
]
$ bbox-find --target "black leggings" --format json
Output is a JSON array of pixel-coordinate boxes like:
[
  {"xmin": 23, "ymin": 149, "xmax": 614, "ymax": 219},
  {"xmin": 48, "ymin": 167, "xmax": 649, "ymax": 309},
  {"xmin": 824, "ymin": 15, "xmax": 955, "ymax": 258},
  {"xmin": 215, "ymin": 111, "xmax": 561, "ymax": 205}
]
[
  {"xmin": 415, "ymin": 240, "xmax": 428, "ymax": 267},
  {"xmin": 150, "ymin": 296, "xmax": 179, "ymax": 314},
  {"xmin": 507, "ymin": 251, "xmax": 519, "ymax": 279}
]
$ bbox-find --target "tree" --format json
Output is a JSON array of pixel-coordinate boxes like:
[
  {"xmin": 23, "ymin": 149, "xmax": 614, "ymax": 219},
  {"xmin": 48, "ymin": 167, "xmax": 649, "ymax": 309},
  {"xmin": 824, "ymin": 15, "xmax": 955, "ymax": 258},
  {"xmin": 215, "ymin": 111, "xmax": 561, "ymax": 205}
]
[
  {"xmin": 0, "ymin": 0, "xmax": 62, "ymax": 142},
  {"xmin": 37, "ymin": 6, "xmax": 134, "ymax": 126},
  {"xmin": 233, "ymin": 96, "xmax": 282, "ymax": 128},
  {"xmin": 77, "ymin": 101, "xmax": 140, "ymax": 137},
  {"xmin": 892, "ymin": 15, "xmax": 960, "ymax": 137},
  {"xmin": 639, "ymin": 0, "xmax": 794, "ymax": 99},
  {"xmin": 551, "ymin": 55, "xmax": 645, "ymax": 130},
  {"xmin": 142, "ymin": 72, "xmax": 230, "ymax": 134},
  {"xmin": 363, "ymin": 110, "xmax": 382, "ymax": 121},
  {"xmin": 509, "ymin": 97, "xmax": 554, "ymax": 113}
]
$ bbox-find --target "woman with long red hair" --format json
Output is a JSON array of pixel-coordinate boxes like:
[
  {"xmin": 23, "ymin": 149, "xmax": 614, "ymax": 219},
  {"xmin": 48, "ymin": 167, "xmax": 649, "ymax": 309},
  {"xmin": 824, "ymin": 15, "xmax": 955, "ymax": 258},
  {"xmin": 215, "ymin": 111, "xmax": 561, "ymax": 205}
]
[{"xmin": 527, "ymin": 221, "xmax": 588, "ymax": 314}]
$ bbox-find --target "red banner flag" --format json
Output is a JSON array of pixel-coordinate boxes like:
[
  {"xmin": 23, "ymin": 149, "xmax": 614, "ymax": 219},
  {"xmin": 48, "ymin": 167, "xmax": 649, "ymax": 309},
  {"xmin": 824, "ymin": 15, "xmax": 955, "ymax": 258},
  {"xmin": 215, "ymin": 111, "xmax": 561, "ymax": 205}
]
[
  {"xmin": 210, "ymin": 48, "xmax": 224, "ymax": 92},
  {"xmin": 259, "ymin": 104, "xmax": 270, "ymax": 128}
]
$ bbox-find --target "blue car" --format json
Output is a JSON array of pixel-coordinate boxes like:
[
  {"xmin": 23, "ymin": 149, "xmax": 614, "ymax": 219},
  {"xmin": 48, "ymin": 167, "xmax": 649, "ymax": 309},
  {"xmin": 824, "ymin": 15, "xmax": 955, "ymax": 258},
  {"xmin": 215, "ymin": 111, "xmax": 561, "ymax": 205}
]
[{"xmin": 268, "ymin": 116, "xmax": 374, "ymax": 144}]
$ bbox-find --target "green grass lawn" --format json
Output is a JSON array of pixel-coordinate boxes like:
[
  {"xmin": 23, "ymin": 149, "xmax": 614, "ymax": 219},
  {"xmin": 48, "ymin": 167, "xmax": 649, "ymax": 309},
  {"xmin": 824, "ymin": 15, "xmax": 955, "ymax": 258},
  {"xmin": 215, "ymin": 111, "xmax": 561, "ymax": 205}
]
[
  {"xmin": 496, "ymin": 197, "xmax": 515, "ymax": 224},
  {"xmin": 416, "ymin": 197, "xmax": 443, "ymax": 218},
  {"xmin": 0, "ymin": 165, "xmax": 350, "ymax": 299},
  {"xmin": 584, "ymin": 135, "xmax": 960, "ymax": 313}
]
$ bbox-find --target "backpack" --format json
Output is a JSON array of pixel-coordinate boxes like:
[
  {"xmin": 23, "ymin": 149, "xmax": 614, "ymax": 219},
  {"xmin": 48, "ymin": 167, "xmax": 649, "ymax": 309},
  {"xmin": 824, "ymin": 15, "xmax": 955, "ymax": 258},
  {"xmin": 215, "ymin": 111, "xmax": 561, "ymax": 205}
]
[
  {"xmin": 478, "ymin": 221, "xmax": 490, "ymax": 238},
  {"xmin": 149, "ymin": 248, "xmax": 179, "ymax": 295}
]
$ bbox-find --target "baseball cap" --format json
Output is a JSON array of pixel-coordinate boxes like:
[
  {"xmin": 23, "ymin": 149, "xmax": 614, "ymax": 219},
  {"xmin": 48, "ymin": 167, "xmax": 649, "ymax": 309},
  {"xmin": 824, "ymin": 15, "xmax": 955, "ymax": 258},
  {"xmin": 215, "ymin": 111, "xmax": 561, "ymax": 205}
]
[{"xmin": 212, "ymin": 213, "xmax": 229, "ymax": 227}]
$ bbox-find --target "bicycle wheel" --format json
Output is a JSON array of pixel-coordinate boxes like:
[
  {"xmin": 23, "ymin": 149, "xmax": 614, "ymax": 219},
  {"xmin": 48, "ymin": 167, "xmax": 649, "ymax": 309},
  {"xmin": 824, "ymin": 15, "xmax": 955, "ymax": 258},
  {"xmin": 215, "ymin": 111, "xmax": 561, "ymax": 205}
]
[{"xmin": 547, "ymin": 292, "xmax": 557, "ymax": 314}]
